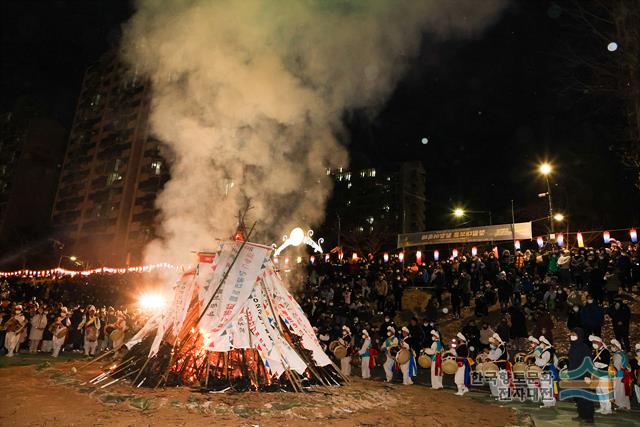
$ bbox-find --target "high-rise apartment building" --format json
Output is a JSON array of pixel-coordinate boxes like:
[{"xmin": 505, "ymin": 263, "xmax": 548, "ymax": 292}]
[
  {"xmin": 324, "ymin": 161, "xmax": 426, "ymax": 253},
  {"xmin": 51, "ymin": 51, "xmax": 168, "ymax": 266},
  {"xmin": 0, "ymin": 98, "xmax": 66, "ymax": 266}
]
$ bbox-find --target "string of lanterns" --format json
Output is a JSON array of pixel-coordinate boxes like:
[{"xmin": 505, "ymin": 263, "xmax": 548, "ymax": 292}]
[
  {"xmin": 0, "ymin": 263, "xmax": 177, "ymax": 279},
  {"xmin": 1, "ymin": 228, "xmax": 636, "ymax": 278}
]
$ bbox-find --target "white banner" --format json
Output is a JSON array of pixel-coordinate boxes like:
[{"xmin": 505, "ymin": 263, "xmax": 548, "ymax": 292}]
[
  {"xmin": 263, "ymin": 266, "xmax": 332, "ymax": 367},
  {"xmin": 171, "ymin": 270, "xmax": 197, "ymax": 336},
  {"xmin": 199, "ymin": 242, "xmax": 272, "ymax": 350},
  {"xmin": 125, "ymin": 312, "xmax": 161, "ymax": 350}
]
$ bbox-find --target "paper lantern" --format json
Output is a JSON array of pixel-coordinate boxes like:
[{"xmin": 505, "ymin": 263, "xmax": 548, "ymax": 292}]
[
  {"xmin": 556, "ymin": 233, "xmax": 564, "ymax": 247},
  {"xmin": 383, "ymin": 252, "xmax": 389, "ymax": 263},
  {"xmin": 433, "ymin": 250, "xmax": 439, "ymax": 261},
  {"xmin": 416, "ymin": 250, "xmax": 422, "ymax": 264},
  {"xmin": 325, "ymin": 254, "xmax": 330, "ymax": 262},
  {"xmin": 577, "ymin": 232, "xmax": 584, "ymax": 248},
  {"xmin": 514, "ymin": 240, "xmax": 521, "ymax": 250},
  {"xmin": 471, "ymin": 247, "xmax": 477, "ymax": 257},
  {"xmin": 352, "ymin": 253, "xmax": 358, "ymax": 261},
  {"xmin": 398, "ymin": 252, "xmax": 404, "ymax": 262},
  {"xmin": 630, "ymin": 228, "xmax": 638, "ymax": 243},
  {"xmin": 310, "ymin": 256, "xmax": 315, "ymax": 264},
  {"xmin": 492, "ymin": 247, "xmax": 499, "ymax": 258},
  {"xmin": 603, "ymin": 231, "xmax": 610, "ymax": 244},
  {"xmin": 452, "ymin": 248, "xmax": 459, "ymax": 258},
  {"xmin": 537, "ymin": 237, "xmax": 544, "ymax": 248}
]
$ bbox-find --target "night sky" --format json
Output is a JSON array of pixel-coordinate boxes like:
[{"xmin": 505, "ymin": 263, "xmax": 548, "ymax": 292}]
[{"xmin": 3, "ymin": 0, "xmax": 638, "ymax": 236}]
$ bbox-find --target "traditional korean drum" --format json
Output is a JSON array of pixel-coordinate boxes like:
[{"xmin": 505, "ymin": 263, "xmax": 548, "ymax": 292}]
[
  {"xmin": 526, "ymin": 365, "xmax": 543, "ymax": 377},
  {"xmin": 334, "ymin": 344, "xmax": 348, "ymax": 359},
  {"xmin": 442, "ymin": 357, "xmax": 458, "ymax": 375},
  {"xmin": 395, "ymin": 348, "xmax": 410, "ymax": 365},
  {"xmin": 417, "ymin": 354, "xmax": 432, "ymax": 368},
  {"xmin": 476, "ymin": 362, "xmax": 499, "ymax": 376},
  {"xmin": 512, "ymin": 362, "xmax": 528, "ymax": 374},
  {"xmin": 329, "ymin": 340, "xmax": 340, "ymax": 353}
]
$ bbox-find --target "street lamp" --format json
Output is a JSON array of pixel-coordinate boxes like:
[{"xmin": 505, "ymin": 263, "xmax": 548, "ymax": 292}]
[
  {"xmin": 452, "ymin": 207, "xmax": 492, "ymax": 225},
  {"xmin": 538, "ymin": 162, "xmax": 555, "ymax": 234},
  {"xmin": 553, "ymin": 213, "xmax": 564, "ymax": 222},
  {"xmin": 57, "ymin": 255, "xmax": 80, "ymax": 269}
]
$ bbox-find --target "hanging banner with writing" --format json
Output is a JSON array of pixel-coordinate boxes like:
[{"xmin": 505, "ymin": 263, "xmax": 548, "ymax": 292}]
[{"xmin": 397, "ymin": 222, "xmax": 533, "ymax": 248}]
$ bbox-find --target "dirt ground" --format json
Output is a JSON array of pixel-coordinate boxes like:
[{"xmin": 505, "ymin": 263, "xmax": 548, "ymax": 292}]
[{"xmin": 0, "ymin": 361, "xmax": 518, "ymax": 427}]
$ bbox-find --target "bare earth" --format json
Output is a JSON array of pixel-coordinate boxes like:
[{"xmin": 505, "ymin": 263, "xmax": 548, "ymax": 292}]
[{"xmin": 0, "ymin": 361, "xmax": 518, "ymax": 427}]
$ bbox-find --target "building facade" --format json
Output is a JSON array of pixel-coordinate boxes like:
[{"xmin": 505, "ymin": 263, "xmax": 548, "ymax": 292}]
[
  {"xmin": 0, "ymin": 99, "xmax": 67, "ymax": 266},
  {"xmin": 51, "ymin": 51, "xmax": 168, "ymax": 266},
  {"xmin": 324, "ymin": 161, "xmax": 426, "ymax": 254}
]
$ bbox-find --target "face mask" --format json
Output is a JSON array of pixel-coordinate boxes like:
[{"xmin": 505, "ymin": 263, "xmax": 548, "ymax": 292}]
[
  {"xmin": 573, "ymin": 306, "xmax": 579, "ymax": 312},
  {"xmin": 587, "ymin": 299, "xmax": 593, "ymax": 304},
  {"xmin": 385, "ymin": 318, "xmax": 390, "ymax": 322},
  {"xmin": 387, "ymin": 331, "xmax": 392, "ymax": 337},
  {"xmin": 614, "ymin": 304, "xmax": 620, "ymax": 309},
  {"xmin": 423, "ymin": 323, "xmax": 428, "ymax": 327},
  {"xmin": 592, "ymin": 343, "xmax": 599, "ymax": 349},
  {"xmin": 570, "ymin": 335, "xmax": 578, "ymax": 341}
]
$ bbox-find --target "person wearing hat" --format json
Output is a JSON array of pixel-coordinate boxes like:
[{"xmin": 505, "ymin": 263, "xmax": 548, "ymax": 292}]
[
  {"xmin": 338, "ymin": 325, "xmax": 353, "ymax": 376},
  {"xmin": 486, "ymin": 333, "xmax": 507, "ymax": 397},
  {"xmin": 28, "ymin": 304, "xmax": 48, "ymax": 353},
  {"xmin": 534, "ymin": 336, "xmax": 559, "ymax": 407},
  {"xmin": 77, "ymin": 305, "xmax": 101, "ymax": 356},
  {"xmin": 399, "ymin": 326, "xmax": 417, "ymax": 385},
  {"xmin": 610, "ymin": 339, "xmax": 631, "ymax": 410},
  {"xmin": 423, "ymin": 329, "xmax": 443, "ymax": 389},
  {"xmin": 50, "ymin": 308, "xmax": 71, "ymax": 358},
  {"xmin": 4, "ymin": 305, "xmax": 27, "ymax": 357},
  {"xmin": 589, "ymin": 335, "xmax": 612, "ymax": 414},
  {"xmin": 357, "ymin": 329, "xmax": 372, "ymax": 379},
  {"xmin": 452, "ymin": 332, "xmax": 470, "ymax": 395},
  {"xmin": 381, "ymin": 326, "xmax": 399, "ymax": 382}
]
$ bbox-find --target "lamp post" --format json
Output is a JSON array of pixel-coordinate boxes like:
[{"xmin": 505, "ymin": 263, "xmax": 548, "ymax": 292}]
[{"xmin": 538, "ymin": 162, "xmax": 554, "ymax": 234}]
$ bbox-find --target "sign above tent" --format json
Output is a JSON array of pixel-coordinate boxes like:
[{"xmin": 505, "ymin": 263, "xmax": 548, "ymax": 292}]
[{"xmin": 397, "ymin": 222, "xmax": 533, "ymax": 248}]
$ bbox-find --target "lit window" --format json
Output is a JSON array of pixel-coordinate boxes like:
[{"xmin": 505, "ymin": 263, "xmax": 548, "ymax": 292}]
[
  {"xmin": 366, "ymin": 216, "xmax": 374, "ymax": 224},
  {"xmin": 347, "ymin": 182, "xmax": 352, "ymax": 189},
  {"xmin": 345, "ymin": 172, "xmax": 351, "ymax": 181},
  {"xmin": 151, "ymin": 161, "xmax": 162, "ymax": 176}
]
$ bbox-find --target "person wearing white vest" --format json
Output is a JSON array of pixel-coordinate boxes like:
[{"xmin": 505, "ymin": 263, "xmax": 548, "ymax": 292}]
[
  {"xmin": 452, "ymin": 332, "xmax": 470, "ymax": 395},
  {"xmin": 358, "ymin": 329, "xmax": 372, "ymax": 379},
  {"xmin": 338, "ymin": 325, "xmax": 353, "ymax": 376},
  {"xmin": 29, "ymin": 306, "xmax": 48, "ymax": 353},
  {"xmin": 381, "ymin": 326, "xmax": 399, "ymax": 382},
  {"xmin": 424, "ymin": 329, "xmax": 443, "ymax": 389},
  {"xmin": 590, "ymin": 335, "xmax": 612, "ymax": 415},
  {"xmin": 535, "ymin": 335, "xmax": 558, "ymax": 407},
  {"xmin": 610, "ymin": 339, "xmax": 631, "ymax": 410}
]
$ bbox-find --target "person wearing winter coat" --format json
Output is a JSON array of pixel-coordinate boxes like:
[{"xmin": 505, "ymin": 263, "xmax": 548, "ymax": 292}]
[{"xmin": 568, "ymin": 328, "xmax": 594, "ymax": 423}]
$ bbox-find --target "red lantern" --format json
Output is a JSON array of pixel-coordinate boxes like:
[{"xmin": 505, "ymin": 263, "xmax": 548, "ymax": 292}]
[
  {"xmin": 416, "ymin": 250, "xmax": 422, "ymax": 264},
  {"xmin": 603, "ymin": 231, "xmax": 611, "ymax": 244}
]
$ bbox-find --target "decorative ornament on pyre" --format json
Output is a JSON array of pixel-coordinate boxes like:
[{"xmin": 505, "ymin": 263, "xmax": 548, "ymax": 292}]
[{"xmin": 273, "ymin": 227, "xmax": 324, "ymax": 257}]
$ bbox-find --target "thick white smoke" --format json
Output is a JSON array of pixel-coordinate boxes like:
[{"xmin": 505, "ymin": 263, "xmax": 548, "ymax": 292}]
[{"xmin": 121, "ymin": 0, "xmax": 505, "ymax": 264}]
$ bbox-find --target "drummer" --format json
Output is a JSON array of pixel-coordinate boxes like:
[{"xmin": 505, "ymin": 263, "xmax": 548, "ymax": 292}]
[
  {"xmin": 358, "ymin": 329, "xmax": 372, "ymax": 379},
  {"xmin": 399, "ymin": 326, "xmax": 417, "ymax": 385},
  {"xmin": 486, "ymin": 333, "xmax": 508, "ymax": 397},
  {"xmin": 50, "ymin": 308, "xmax": 71, "ymax": 358},
  {"xmin": 534, "ymin": 336, "xmax": 559, "ymax": 407},
  {"xmin": 338, "ymin": 325, "xmax": 353, "ymax": 376},
  {"xmin": 452, "ymin": 332, "xmax": 471, "ymax": 395},
  {"xmin": 423, "ymin": 330, "xmax": 444, "ymax": 389},
  {"xmin": 610, "ymin": 339, "xmax": 631, "ymax": 411},
  {"xmin": 381, "ymin": 326, "xmax": 399, "ymax": 382},
  {"xmin": 589, "ymin": 335, "xmax": 612, "ymax": 415}
]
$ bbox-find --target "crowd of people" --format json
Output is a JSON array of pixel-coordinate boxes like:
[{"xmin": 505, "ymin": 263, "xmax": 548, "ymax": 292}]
[{"xmin": 1, "ymin": 241, "xmax": 639, "ymax": 422}]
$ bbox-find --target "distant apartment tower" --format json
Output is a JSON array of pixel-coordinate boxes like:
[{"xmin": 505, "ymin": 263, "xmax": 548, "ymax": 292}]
[
  {"xmin": 324, "ymin": 161, "xmax": 426, "ymax": 252},
  {"xmin": 0, "ymin": 98, "xmax": 66, "ymax": 265},
  {"xmin": 51, "ymin": 51, "xmax": 168, "ymax": 266}
]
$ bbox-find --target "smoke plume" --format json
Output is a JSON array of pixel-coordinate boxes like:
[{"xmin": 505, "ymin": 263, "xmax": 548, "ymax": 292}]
[{"xmin": 121, "ymin": 0, "xmax": 505, "ymax": 263}]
